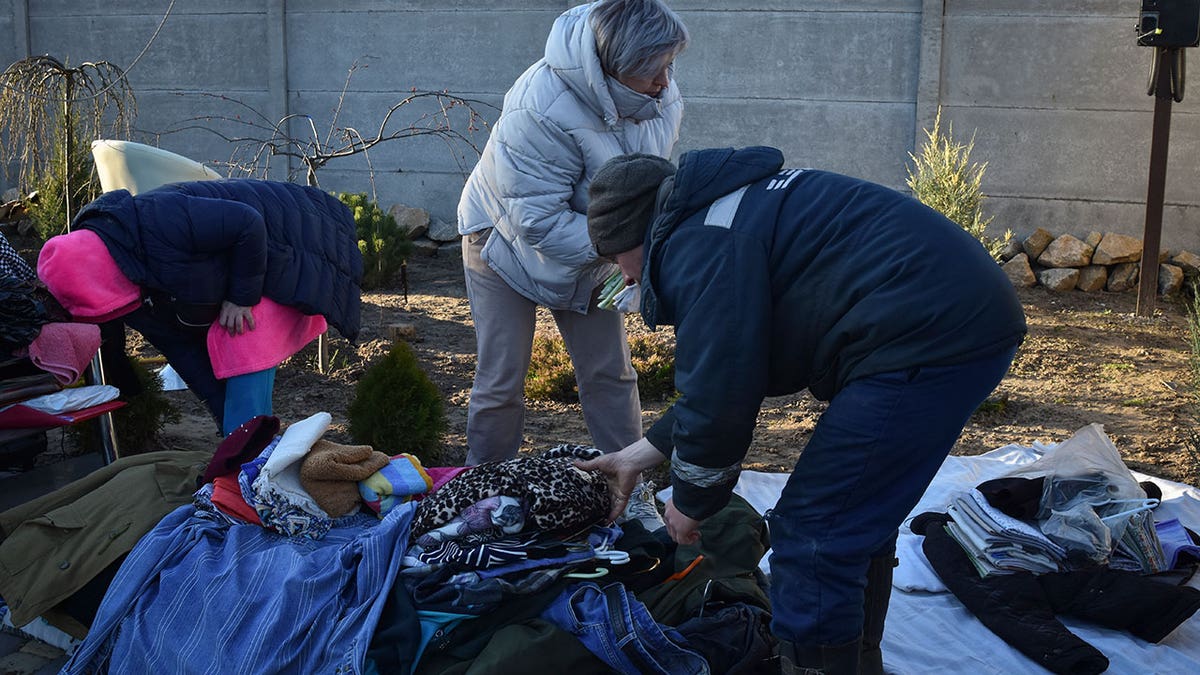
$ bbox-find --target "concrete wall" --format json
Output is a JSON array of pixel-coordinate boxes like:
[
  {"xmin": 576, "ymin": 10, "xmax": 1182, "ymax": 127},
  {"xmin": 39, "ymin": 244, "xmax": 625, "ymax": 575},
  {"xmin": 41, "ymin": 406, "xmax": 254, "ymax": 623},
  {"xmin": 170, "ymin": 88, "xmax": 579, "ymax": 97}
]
[{"xmin": 3, "ymin": 0, "xmax": 1197, "ymax": 249}]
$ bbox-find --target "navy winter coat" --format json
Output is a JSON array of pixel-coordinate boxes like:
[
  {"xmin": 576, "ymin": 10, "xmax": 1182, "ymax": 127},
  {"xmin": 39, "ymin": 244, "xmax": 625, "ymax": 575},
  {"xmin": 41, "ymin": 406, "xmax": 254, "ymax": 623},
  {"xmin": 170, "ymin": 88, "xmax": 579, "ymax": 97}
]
[
  {"xmin": 71, "ymin": 179, "xmax": 363, "ymax": 341},
  {"xmin": 641, "ymin": 147, "xmax": 1027, "ymax": 519}
]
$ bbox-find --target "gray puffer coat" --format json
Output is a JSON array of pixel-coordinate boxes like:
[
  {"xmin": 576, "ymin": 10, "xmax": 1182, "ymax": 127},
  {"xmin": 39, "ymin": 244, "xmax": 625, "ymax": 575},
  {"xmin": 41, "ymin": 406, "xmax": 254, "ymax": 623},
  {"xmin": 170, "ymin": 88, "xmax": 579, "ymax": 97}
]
[{"xmin": 457, "ymin": 1, "xmax": 683, "ymax": 312}]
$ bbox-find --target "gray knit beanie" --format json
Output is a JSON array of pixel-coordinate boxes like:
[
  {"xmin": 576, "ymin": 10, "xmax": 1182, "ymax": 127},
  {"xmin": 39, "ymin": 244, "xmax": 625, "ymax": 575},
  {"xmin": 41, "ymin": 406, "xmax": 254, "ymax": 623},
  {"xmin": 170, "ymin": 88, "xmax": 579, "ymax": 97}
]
[{"xmin": 587, "ymin": 154, "xmax": 676, "ymax": 257}]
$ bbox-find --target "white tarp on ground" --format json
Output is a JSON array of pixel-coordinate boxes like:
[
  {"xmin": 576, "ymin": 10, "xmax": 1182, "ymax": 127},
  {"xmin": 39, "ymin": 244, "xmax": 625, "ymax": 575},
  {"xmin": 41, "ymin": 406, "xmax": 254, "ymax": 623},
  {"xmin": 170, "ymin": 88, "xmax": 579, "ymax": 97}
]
[{"xmin": 662, "ymin": 442, "xmax": 1200, "ymax": 674}]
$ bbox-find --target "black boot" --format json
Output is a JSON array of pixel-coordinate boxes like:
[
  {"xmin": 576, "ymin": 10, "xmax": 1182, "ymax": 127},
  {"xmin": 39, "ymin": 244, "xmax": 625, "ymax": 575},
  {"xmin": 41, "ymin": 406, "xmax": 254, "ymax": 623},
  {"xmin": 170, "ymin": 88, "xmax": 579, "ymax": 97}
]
[
  {"xmin": 777, "ymin": 636, "xmax": 862, "ymax": 675},
  {"xmin": 859, "ymin": 554, "xmax": 897, "ymax": 675}
]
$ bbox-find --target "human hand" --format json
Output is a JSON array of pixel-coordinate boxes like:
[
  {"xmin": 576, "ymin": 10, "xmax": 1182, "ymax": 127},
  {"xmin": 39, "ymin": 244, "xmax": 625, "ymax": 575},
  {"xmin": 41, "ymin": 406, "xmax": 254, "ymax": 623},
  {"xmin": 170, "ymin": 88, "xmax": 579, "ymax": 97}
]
[
  {"xmin": 219, "ymin": 301, "xmax": 256, "ymax": 335},
  {"xmin": 575, "ymin": 437, "xmax": 667, "ymax": 521},
  {"xmin": 664, "ymin": 498, "xmax": 702, "ymax": 545}
]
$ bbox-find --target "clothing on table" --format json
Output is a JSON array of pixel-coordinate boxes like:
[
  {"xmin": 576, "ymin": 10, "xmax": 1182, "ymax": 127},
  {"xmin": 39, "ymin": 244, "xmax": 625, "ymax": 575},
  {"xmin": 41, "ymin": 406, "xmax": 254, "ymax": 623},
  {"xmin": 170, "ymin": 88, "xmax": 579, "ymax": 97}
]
[
  {"xmin": 17, "ymin": 322, "xmax": 101, "ymax": 385},
  {"xmin": 62, "ymin": 500, "xmax": 417, "ymax": 675},
  {"xmin": 0, "ymin": 276, "xmax": 73, "ymax": 354},
  {"xmin": 298, "ymin": 439, "xmax": 390, "ymax": 518},
  {"xmin": 541, "ymin": 581, "xmax": 710, "ymax": 675},
  {"xmin": 911, "ymin": 510, "xmax": 1200, "ymax": 675},
  {"xmin": 461, "ymin": 228, "xmax": 642, "ymax": 463},
  {"xmin": 250, "ymin": 412, "xmax": 335, "ymax": 538},
  {"xmin": 360, "ymin": 453, "xmax": 435, "ymax": 516},
  {"xmin": 210, "ymin": 474, "xmax": 262, "ymax": 525},
  {"xmin": 411, "ymin": 449, "xmax": 610, "ymax": 538},
  {"xmin": 0, "ymin": 231, "xmax": 35, "ymax": 280},
  {"xmin": 414, "ymin": 495, "xmax": 527, "ymax": 547},
  {"xmin": 202, "ymin": 414, "xmax": 280, "ymax": 484}
]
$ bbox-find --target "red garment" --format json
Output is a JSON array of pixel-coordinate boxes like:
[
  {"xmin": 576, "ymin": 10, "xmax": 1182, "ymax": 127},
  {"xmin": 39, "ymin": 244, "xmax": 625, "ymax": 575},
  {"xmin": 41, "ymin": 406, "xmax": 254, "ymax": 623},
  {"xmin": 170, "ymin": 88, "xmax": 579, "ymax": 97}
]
[
  {"xmin": 211, "ymin": 474, "xmax": 262, "ymax": 525},
  {"xmin": 0, "ymin": 400, "xmax": 125, "ymax": 430}
]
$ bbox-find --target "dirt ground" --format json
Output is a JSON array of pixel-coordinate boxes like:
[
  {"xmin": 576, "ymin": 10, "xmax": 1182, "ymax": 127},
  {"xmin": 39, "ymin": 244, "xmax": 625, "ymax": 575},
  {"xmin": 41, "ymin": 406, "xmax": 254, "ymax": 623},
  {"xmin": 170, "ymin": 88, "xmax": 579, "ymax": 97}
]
[{"xmin": 126, "ymin": 248, "xmax": 1200, "ymax": 489}]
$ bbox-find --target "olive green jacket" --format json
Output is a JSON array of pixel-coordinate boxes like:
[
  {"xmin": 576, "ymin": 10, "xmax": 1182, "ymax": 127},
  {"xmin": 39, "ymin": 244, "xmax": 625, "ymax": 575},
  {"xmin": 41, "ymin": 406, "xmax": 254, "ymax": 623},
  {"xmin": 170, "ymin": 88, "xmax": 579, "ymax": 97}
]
[{"xmin": 0, "ymin": 450, "xmax": 211, "ymax": 628}]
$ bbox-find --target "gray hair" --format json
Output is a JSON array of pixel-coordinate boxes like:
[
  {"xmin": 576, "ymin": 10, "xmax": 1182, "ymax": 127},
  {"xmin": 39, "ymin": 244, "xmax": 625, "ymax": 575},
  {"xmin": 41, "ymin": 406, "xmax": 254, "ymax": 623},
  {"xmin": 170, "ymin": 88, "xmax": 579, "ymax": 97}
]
[{"xmin": 590, "ymin": 0, "xmax": 690, "ymax": 79}]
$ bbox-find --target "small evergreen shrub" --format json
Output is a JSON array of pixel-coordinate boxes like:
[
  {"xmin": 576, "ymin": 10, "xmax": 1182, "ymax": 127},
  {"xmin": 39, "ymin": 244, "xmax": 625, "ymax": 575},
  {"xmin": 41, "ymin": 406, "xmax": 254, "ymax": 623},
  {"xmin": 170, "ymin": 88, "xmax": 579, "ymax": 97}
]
[
  {"xmin": 71, "ymin": 356, "xmax": 181, "ymax": 454},
  {"xmin": 336, "ymin": 192, "xmax": 412, "ymax": 291},
  {"xmin": 28, "ymin": 117, "xmax": 99, "ymax": 241},
  {"xmin": 907, "ymin": 108, "xmax": 1012, "ymax": 262},
  {"xmin": 348, "ymin": 341, "xmax": 446, "ymax": 464},
  {"xmin": 526, "ymin": 331, "xmax": 677, "ymax": 402}
]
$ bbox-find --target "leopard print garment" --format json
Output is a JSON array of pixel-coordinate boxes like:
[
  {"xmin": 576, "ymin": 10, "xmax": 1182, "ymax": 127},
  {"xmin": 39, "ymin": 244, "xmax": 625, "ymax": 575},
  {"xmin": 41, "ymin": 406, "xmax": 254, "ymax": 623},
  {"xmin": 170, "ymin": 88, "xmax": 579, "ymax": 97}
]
[{"xmin": 411, "ymin": 444, "xmax": 609, "ymax": 538}]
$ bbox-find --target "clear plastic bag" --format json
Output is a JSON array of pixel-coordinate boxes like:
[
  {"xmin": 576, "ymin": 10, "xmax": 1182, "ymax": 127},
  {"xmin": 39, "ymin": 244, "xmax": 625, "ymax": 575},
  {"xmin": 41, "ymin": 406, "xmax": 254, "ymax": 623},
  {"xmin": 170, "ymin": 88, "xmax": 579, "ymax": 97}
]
[{"xmin": 1004, "ymin": 424, "xmax": 1153, "ymax": 568}]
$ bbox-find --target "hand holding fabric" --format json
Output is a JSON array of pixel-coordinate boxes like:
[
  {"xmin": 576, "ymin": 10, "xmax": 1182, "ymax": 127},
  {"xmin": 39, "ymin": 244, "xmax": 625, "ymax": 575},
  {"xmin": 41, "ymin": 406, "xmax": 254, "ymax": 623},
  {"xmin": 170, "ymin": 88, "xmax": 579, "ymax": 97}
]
[
  {"xmin": 219, "ymin": 300, "xmax": 257, "ymax": 335},
  {"xmin": 575, "ymin": 437, "xmax": 667, "ymax": 521}
]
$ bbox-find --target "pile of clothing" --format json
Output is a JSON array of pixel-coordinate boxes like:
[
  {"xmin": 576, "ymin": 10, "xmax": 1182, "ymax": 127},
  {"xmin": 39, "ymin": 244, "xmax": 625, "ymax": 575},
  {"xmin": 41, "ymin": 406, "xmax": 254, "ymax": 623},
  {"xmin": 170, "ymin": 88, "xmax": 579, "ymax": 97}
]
[
  {"xmin": 909, "ymin": 425, "xmax": 1200, "ymax": 675},
  {"xmin": 0, "ymin": 412, "xmax": 777, "ymax": 674}
]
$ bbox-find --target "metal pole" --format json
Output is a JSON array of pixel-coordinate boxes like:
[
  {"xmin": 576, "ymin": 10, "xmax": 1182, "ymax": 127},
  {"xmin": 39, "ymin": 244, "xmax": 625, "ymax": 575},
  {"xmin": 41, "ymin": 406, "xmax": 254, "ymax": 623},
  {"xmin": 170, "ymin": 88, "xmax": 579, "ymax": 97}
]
[
  {"xmin": 88, "ymin": 349, "xmax": 121, "ymax": 463},
  {"xmin": 1136, "ymin": 47, "xmax": 1176, "ymax": 317}
]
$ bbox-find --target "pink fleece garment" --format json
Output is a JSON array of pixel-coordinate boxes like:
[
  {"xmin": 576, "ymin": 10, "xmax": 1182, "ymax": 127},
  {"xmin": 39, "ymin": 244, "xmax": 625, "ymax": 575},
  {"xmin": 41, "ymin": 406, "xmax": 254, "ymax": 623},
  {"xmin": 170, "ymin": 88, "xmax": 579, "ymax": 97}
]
[
  {"xmin": 207, "ymin": 297, "xmax": 326, "ymax": 378},
  {"xmin": 19, "ymin": 322, "xmax": 102, "ymax": 385},
  {"xmin": 36, "ymin": 229, "xmax": 141, "ymax": 323}
]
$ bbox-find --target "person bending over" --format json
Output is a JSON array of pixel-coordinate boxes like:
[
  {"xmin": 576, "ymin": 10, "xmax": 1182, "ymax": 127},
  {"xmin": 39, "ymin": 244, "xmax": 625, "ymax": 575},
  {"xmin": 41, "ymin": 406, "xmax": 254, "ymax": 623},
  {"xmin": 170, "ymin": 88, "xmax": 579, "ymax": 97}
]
[
  {"xmin": 578, "ymin": 147, "xmax": 1026, "ymax": 674},
  {"xmin": 38, "ymin": 178, "xmax": 362, "ymax": 436}
]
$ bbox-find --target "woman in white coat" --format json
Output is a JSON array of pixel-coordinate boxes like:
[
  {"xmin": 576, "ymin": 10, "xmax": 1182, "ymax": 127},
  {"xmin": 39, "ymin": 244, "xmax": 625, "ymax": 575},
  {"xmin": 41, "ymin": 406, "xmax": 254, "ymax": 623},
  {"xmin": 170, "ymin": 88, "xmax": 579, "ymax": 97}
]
[{"xmin": 457, "ymin": 0, "xmax": 689, "ymax": 465}]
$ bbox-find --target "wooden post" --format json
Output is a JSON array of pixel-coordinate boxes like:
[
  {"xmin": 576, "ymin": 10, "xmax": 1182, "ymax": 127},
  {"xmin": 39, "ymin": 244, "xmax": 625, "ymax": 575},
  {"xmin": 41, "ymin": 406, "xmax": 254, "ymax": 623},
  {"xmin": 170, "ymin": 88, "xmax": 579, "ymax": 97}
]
[{"xmin": 1136, "ymin": 47, "xmax": 1177, "ymax": 318}]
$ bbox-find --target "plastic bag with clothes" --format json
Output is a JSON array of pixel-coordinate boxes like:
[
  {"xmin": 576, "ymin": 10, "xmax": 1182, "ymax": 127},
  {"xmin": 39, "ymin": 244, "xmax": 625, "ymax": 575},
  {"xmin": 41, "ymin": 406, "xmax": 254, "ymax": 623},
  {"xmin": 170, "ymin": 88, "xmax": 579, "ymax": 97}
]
[{"xmin": 1004, "ymin": 423, "xmax": 1156, "ymax": 568}]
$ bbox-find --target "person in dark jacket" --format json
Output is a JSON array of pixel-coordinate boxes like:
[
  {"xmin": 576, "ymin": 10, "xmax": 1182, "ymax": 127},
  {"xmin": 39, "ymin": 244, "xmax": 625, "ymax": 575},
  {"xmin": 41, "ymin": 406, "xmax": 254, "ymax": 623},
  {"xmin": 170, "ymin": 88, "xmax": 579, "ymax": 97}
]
[
  {"xmin": 576, "ymin": 147, "xmax": 1027, "ymax": 674},
  {"xmin": 36, "ymin": 179, "xmax": 363, "ymax": 436}
]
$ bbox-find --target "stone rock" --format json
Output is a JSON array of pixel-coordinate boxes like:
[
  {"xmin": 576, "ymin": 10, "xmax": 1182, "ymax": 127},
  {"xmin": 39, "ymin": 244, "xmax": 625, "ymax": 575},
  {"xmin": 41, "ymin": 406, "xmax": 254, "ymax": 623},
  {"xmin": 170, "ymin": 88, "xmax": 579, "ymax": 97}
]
[
  {"xmin": 1037, "ymin": 267, "xmax": 1079, "ymax": 292},
  {"xmin": 1075, "ymin": 265, "xmax": 1108, "ymax": 292},
  {"xmin": 427, "ymin": 219, "xmax": 460, "ymax": 243},
  {"xmin": 999, "ymin": 237, "xmax": 1024, "ymax": 262},
  {"xmin": 1107, "ymin": 262, "xmax": 1139, "ymax": 292},
  {"xmin": 1171, "ymin": 249, "xmax": 1200, "ymax": 275},
  {"xmin": 438, "ymin": 241, "xmax": 462, "ymax": 258},
  {"xmin": 1159, "ymin": 263, "xmax": 1184, "ymax": 296},
  {"xmin": 410, "ymin": 237, "xmax": 440, "ymax": 257},
  {"xmin": 1022, "ymin": 228, "xmax": 1054, "ymax": 260},
  {"xmin": 388, "ymin": 204, "xmax": 430, "ymax": 239},
  {"xmin": 1037, "ymin": 234, "xmax": 1092, "ymax": 268},
  {"xmin": 1, "ymin": 187, "xmax": 18, "ymax": 202},
  {"xmin": 1092, "ymin": 233, "xmax": 1142, "ymax": 265},
  {"xmin": 1001, "ymin": 253, "xmax": 1037, "ymax": 287},
  {"xmin": 386, "ymin": 322, "xmax": 418, "ymax": 341},
  {"xmin": 1084, "ymin": 231, "xmax": 1103, "ymax": 249}
]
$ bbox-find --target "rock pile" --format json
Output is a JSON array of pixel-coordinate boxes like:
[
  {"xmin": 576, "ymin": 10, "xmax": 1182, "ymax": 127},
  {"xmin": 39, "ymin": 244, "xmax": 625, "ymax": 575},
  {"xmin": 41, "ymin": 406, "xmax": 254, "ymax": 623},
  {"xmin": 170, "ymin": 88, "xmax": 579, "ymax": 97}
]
[{"xmin": 999, "ymin": 228, "xmax": 1200, "ymax": 295}]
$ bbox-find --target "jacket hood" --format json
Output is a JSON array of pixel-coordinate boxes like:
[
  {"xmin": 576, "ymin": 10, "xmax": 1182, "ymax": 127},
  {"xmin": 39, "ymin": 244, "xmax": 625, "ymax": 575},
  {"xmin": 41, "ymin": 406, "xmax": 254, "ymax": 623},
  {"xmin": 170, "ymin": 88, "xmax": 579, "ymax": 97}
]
[
  {"xmin": 544, "ymin": 4, "xmax": 614, "ymax": 123},
  {"xmin": 543, "ymin": 2, "xmax": 676, "ymax": 128},
  {"xmin": 71, "ymin": 189, "xmax": 149, "ymax": 284},
  {"xmin": 661, "ymin": 146, "xmax": 785, "ymax": 220},
  {"xmin": 641, "ymin": 146, "xmax": 785, "ymax": 328}
]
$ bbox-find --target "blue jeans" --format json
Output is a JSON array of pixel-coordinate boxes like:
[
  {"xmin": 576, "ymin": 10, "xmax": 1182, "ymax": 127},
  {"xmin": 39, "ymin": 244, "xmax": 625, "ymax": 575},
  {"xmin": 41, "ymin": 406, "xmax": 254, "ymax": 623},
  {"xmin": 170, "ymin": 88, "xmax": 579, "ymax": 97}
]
[
  {"xmin": 542, "ymin": 582, "xmax": 710, "ymax": 675},
  {"xmin": 768, "ymin": 344, "xmax": 1019, "ymax": 647}
]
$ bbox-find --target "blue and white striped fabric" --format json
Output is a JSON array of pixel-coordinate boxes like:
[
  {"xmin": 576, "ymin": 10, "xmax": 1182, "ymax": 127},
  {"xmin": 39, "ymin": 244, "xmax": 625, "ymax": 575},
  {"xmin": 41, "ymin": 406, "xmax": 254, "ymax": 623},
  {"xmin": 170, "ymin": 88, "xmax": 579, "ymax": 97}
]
[{"xmin": 62, "ymin": 499, "xmax": 417, "ymax": 674}]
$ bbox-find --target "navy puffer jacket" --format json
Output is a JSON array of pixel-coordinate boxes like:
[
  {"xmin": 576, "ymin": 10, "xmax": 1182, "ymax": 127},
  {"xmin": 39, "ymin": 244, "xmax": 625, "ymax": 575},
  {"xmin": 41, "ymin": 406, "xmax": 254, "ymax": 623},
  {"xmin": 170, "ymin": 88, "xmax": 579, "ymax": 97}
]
[{"xmin": 71, "ymin": 179, "xmax": 363, "ymax": 341}]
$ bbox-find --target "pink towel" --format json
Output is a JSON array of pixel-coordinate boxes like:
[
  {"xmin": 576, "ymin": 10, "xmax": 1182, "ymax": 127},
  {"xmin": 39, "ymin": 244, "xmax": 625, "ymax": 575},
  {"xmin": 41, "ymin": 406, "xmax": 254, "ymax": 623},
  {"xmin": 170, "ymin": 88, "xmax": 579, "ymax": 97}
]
[
  {"xmin": 19, "ymin": 323, "xmax": 102, "ymax": 385},
  {"xmin": 207, "ymin": 297, "xmax": 326, "ymax": 378},
  {"xmin": 37, "ymin": 229, "xmax": 141, "ymax": 323}
]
